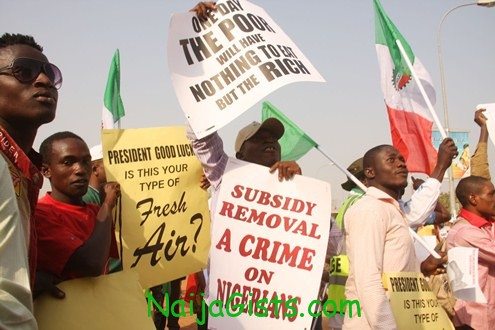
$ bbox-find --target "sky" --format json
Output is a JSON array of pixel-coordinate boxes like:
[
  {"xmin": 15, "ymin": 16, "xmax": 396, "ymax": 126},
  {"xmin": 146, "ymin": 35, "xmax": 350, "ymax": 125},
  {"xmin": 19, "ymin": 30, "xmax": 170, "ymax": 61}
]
[{"xmin": 2, "ymin": 0, "xmax": 494, "ymax": 208}]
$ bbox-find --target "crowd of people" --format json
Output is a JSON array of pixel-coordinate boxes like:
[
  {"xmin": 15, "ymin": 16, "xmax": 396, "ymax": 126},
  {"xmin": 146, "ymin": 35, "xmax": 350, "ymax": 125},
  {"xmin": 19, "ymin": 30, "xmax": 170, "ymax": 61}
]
[{"xmin": 1, "ymin": 2, "xmax": 494, "ymax": 330}]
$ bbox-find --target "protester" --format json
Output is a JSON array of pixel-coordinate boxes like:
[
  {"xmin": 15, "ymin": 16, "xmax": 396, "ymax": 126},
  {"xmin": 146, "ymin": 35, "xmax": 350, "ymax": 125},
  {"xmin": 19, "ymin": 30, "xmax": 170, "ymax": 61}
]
[
  {"xmin": 0, "ymin": 32, "xmax": 61, "ymax": 328},
  {"xmin": 82, "ymin": 144, "xmax": 107, "ymax": 205},
  {"xmin": 343, "ymin": 145, "xmax": 448, "ymax": 329},
  {"xmin": 35, "ymin": 132, "xmax": 120, "ymax": 282},
  {"xmin": 446, "ymin": 176, "xmax": 495, "ymax": 329},
  {"xmin": 187, "ymin": 116, "xmax": 302, "ymax": 328},
  {"xmin": 327, "ymin": 139, "xmax": 455, "ymax": 328}
]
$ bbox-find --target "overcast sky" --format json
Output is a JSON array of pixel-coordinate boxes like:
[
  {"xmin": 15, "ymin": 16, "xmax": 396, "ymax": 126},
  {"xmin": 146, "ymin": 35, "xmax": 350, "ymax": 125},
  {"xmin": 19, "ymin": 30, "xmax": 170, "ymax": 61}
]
[{"xmin": 2, "ymin": 0, "xmax": 494, "ymax": 207}]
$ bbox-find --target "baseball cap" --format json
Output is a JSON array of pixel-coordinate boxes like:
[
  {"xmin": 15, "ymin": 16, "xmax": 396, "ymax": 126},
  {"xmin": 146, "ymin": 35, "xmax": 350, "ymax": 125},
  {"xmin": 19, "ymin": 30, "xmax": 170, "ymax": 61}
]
[
  {"xmin": 234, "ymin": 118, "xmax": 284, "ymax": 153},
  {"xmin": 90, "ymin": 144, "xmax": 103, "ymax": 161},
  {"xmin": 341, "ymin": 157, "xmax": 364, "ymax": 191}
]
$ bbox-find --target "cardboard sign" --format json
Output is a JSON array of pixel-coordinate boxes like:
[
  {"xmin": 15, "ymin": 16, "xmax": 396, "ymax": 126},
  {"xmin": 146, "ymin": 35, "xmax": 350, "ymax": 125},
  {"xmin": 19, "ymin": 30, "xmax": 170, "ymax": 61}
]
[
  {"xmin": 447, "ymin": 247, "xmax": 486, "ymax": 303},
  {"xmin": 208, "ymin": 159, "xmax": 331, "ymax": 329},
  {"xmin": 383, "ymin": 272, "xmax": 454, "ymax": 330},
  {"xmin": 168, "ymin": 0, "xmax": 325, "ymax": 138},
  {"xmin": 34, "ymin": 271, "xmax": 154, "ymax": 330},
  {"xmin": 102, "ymin": 127, "xmax": 210, "ymax": 288}
]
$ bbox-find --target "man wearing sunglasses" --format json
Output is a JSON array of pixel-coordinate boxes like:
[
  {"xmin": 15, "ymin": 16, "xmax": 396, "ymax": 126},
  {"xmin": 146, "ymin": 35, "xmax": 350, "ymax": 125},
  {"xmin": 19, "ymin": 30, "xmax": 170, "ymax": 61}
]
[{"xmin": 0, "ymin": 33, "xmax": 61, "ymax": 329}]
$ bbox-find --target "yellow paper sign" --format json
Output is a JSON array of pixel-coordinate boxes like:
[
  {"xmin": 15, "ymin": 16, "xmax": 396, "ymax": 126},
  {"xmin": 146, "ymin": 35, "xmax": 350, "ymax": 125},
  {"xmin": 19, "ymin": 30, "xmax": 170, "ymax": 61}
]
[
  {"xmin": 102, "ymin": 126, "xmax": 210, "ymax": 288},
  {"xmin": 383, "ymin": 272, "xmax": 454, "ymax": 330},
  {"xmin": 34, "ymin": 271, "xmax": 155, "ymax": 330}
]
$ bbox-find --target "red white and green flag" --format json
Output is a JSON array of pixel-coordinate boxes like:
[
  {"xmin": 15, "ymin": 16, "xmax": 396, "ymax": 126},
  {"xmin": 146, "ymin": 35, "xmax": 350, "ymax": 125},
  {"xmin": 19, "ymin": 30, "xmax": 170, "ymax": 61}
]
[
  {"xmin": 102, "ymin": 49, "xmax": 125, "ymax": 129},
  {"xmin": 374, "ymin": 0, "xmax": 437, "ymax": 174}
]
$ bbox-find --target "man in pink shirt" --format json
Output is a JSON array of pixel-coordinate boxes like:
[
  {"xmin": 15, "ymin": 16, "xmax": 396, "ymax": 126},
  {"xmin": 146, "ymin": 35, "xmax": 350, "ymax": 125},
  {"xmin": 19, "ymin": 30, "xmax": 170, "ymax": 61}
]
[{"xmin": 447, "ymin": 175, "xmax": 495, "ymax": 330}]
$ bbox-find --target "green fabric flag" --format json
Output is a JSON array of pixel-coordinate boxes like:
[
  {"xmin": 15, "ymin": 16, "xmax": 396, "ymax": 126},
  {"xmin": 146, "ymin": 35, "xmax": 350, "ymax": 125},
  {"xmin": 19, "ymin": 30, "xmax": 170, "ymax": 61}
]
[
  {"xmin": 102, "ymin": 49, "xmax": 125, "ymax": 128},
  {"xmin": 261, "ymin": 101, "xmax": 318, "ymax": 161}
]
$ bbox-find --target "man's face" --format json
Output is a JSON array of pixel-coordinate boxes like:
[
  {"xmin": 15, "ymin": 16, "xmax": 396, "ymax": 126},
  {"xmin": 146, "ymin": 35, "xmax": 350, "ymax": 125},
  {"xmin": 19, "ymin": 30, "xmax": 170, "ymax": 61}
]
[
  {"xmin": 0, "ymin": 45, "xmax": 57, "ymax": 128},
  {"xmin": 43, "ymin": 138, "xmax": 91, "ymax": 203},
  {"xmin": 238, "ymin": 129, "xmax": 281, "ymax": 167},
  {"xmin": 367, "ymin": 146, "xmax": 409, "ymax": 194},
  {"xmin": 93, "ymin": 159, "xmax": 107, "ymax": 185},
  {"xmin": 474, "ymin": 182, "xmax": 495, "ymax": 218}
]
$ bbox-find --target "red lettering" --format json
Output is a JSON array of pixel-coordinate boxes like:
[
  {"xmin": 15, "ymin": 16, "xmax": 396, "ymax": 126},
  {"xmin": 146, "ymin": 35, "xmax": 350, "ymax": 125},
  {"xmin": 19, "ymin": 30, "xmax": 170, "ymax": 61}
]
[
  {"xmin": 257, "ymin": 191, "xmax": 271, "ymax": 205},
  {"xmin": 231, "ymin": 184, "xmax": 244, "ymax": 198},
  {"xmin": 219, "ymin": 201, "xmax": 234, "ymax": 217},
  {"xmin": 215, "ymin": 228, "xmax": 232, "ymax": 252},
  {"xmin": 239, "ymin": 235, "xmax": 255, "ymax": 256}
]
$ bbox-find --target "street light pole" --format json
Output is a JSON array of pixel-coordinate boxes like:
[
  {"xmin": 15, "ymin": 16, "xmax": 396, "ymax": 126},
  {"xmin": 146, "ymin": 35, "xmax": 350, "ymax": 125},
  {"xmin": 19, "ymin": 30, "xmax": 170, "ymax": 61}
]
[{"xmin": 436, "ymin": 0, "xmax": 495, "ymax": 220}]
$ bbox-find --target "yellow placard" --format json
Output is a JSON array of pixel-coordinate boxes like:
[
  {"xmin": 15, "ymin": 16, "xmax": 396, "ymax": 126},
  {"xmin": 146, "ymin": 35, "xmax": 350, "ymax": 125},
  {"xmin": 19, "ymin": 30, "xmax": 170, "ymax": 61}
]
[
  {"xmin": 34, "ymin": 271, "xmax": 154, "ymax": 330},
  {"xmin": 382, "ymin": 272, "xmax": 454, "ymax": 330},
  {"xmin": 102, "ymin": 126, "xmax": 210, "ymax": 288}
]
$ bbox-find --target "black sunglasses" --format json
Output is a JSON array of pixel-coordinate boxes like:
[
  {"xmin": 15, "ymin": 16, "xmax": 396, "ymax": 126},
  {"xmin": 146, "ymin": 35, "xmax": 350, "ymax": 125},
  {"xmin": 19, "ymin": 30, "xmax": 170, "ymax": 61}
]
[{"xmin": 0, "ymin": 57, "xmax": 63, "ymax": 89}]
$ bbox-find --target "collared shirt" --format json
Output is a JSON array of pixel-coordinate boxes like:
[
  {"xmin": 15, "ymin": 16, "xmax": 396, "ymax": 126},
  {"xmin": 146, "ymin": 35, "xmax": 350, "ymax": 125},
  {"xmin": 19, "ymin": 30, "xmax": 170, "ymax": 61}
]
[
  {"xmin": 0, "ymin": 156, "xmax": 37, "ymax": 329},
  {"xmin": 343, "ymin": 187, "xmax": 420, "ymax": 330},
  {"xmin": 0, "ymin": 126, "xmax": 43, "ymax": 288},
  {"xmin": 82, "ymin": 185, "xmax": 102, "ymax": 205},
  {"xmin": 446, "ymin": 208, "xmax": 495, "ymax": 330}
]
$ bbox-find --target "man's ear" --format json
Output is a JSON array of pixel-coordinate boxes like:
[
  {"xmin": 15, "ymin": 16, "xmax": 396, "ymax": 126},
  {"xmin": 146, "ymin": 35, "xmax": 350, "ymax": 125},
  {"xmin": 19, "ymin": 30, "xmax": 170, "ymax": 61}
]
[
  {"xmin": 364, "ymin": 167, "xmax": 375, "ymax": 180},
  {"xmin": 92, "ymin": 163, "xmax": 99, "ymax": 175},
  {"xmin": 468, "ymin": 193, "xmax": 478, "ymax": 207},
  {"xmin": 41, "ymin": 164, "xmax": 51, "ymax": 179}
]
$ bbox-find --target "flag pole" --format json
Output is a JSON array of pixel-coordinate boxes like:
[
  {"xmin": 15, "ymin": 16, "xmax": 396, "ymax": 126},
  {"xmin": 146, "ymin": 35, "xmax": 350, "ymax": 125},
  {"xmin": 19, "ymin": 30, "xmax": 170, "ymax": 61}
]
[
  {"xmin": 396, "ymin": 40, "xmax": 447, "ymax": 138},
  {"xmin": 395, "ymin": 39, "xmax": 457, "ymax": 221},
  {"xmin": 315, "ymin": 146, "xmax": 367, "ymax": 191},
  {"xmin": 316, "ymin": 145, "xmax": 441, "ymax": 258}
]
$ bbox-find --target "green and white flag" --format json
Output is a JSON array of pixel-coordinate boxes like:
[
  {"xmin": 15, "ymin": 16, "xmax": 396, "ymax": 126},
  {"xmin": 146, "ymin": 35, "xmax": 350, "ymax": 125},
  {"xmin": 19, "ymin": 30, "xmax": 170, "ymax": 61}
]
[
  {"xmin": 261, "ymin": 101, "xmax": 318, "ymax": 161},
  {"xmin": 102, "ymin": 49, "xmax": 125, "ymax": 129}
]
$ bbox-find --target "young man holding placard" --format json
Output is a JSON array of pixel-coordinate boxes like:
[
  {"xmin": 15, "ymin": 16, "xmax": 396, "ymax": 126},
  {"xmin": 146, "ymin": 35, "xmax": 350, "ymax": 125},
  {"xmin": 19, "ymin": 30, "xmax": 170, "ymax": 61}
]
[{"xmin": 35, "ymin": 132, "xmax": 120, "ymax": 281}]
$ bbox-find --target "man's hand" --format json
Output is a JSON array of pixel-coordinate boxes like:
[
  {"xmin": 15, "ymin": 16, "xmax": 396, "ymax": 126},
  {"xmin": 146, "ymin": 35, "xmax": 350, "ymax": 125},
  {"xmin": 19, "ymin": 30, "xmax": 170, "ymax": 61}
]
[
  {"xmin": 190, "ymin": 1, "xmax": 217, "ymax": 21},
  {"xmin": 474, "ymin": 108, "xmax": 487, "ymax": 127},
  {"xmin": 429, "ymin": 138, "xmax": 458, "ymax": 181},
  {"xmin": 200, "ymin": 174, "xmax": 211, "ymax": 190},
  {"xmin": 269, "ymin": 161, "xmax": 302, "ymax": 181},
  {"xmin": 33, "ymin": 271, "xmax": 65, "ymax": 300},
  {"xmin": 411, "ymin": 176, "xmax": 425, "ymax": 191},
  {"xmin": 437, "ymin": 138, "xmax": 458, "ymax": 170},
  {"xmin": 420, "ymin": 252, "xmax": 447, "ymax": 276},
  {"xmin": 102, "ymin": 182, "xmax": 120, "ymax": 209}
]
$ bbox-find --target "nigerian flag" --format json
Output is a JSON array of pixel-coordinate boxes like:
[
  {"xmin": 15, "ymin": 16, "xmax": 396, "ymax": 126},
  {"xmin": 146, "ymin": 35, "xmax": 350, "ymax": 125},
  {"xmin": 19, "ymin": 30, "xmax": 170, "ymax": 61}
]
[
  {"xmin": 262, "ymin": 101, "xmax": 317, "ymax": 161},
  {"xmin": 102, "ymin": 49, "xmax": 125, "ymax": 129}
]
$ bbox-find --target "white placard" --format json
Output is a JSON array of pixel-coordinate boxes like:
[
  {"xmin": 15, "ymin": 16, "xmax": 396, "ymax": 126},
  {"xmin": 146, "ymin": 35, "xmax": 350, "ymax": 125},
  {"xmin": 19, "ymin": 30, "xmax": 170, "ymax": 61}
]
[
  {"xmin": 414, "ymin": 235, "xmax": 437, "ymax": 262},
  {"xmin": 447, "ymin": 247, "xmax": 486, "ymax": 303},
  {"xmin": 208, "ymin": 159, "xmax": 331, "ymax": 329},
  {"xmin": 168, "ymin": 0, "xmax": 325, "ymax": 138}
]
